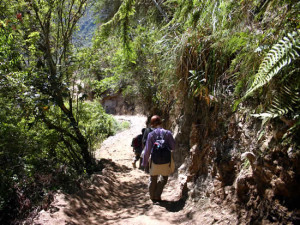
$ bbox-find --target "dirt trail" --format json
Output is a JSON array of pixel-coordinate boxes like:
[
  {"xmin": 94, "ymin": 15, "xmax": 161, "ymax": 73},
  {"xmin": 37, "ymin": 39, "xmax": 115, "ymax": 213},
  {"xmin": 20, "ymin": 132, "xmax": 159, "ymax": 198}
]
[{"xmin": 33, "ymin": 115, "xmax": 189, "ymax": 225}]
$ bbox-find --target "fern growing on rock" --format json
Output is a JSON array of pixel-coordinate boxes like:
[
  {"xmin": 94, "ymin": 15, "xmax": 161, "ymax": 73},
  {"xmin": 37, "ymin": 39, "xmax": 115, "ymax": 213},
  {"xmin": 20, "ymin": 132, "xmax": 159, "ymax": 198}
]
[
  {"xmin": 245, "ymin": 30, "xmax": 299, "ymax": 99},
  {"xmin": 240, "ymin": 30, "xmax": 300, "ymax": 120},
  {"xmin": 260, "ymin": 81, "xmax": 300, "ymax": 118}
]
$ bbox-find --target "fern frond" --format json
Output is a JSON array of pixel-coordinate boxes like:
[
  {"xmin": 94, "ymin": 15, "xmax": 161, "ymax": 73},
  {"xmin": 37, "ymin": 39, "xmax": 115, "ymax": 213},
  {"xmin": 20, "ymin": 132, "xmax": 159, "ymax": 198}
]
[
  {"xmin": 269, "ymin": 84, "xmax": 299, "ymax": 115},
  {"xmin": 244, "ymin": 30, "xmax": 300, "ymax": 99},
  {"xmin": 251, "ymin": 74, "xmax": 300, "ymax": 119}
]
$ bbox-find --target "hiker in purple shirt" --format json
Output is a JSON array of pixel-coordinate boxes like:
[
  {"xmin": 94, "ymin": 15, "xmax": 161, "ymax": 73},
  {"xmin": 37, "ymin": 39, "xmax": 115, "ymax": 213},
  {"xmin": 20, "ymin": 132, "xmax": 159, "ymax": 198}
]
[{"xmin": 142, "ymin": 115, "xmax": 176, "ymax": 203}]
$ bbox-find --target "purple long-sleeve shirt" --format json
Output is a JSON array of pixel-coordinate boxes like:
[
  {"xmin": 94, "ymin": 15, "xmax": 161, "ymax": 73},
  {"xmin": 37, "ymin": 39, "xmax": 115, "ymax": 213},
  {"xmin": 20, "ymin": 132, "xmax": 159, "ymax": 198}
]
[{"xmin": 142, "ymin": 128, "xmax": 175, "ymax": 167}]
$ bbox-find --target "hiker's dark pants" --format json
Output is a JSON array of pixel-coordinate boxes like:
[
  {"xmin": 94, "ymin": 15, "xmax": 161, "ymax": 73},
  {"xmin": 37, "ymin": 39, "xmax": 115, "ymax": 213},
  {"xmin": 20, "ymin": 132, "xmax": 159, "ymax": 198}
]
[{"xmin": 149, "ymin": 175, "xmax": 168, "ymax": 200}]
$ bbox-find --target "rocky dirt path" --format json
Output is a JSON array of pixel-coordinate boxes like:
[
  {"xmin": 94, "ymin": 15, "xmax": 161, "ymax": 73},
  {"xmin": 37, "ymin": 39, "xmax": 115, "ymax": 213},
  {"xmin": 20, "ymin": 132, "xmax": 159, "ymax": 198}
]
[{"xmin": 33, "ymin": 115, "xmax": 190, "ymax": 225}]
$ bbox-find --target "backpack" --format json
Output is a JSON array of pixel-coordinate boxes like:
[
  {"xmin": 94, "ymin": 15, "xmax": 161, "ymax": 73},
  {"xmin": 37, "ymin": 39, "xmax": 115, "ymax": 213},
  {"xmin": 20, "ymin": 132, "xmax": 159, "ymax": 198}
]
[
  {"xmin": 151, "ymin": 130, "xmax": 171, "ymax": 165},
  {"xmin": 131, "ymin": 134, "xmax": 143, "ymax": 150}
]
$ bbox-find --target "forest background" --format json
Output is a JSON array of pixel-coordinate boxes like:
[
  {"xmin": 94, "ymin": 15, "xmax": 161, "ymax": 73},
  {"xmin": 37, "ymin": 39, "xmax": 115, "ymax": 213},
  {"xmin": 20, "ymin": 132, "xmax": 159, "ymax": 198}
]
[{"xmin": 0, "ymin": 0, "xmax": 299, "ymax": 224}]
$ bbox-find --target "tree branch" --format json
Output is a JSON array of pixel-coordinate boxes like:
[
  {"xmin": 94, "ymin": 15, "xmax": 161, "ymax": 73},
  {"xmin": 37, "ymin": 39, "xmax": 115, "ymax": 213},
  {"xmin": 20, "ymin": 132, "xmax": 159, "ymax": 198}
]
[{"xmin": 41, "ymin": 114, "xmax": 80, "ymax": 143}]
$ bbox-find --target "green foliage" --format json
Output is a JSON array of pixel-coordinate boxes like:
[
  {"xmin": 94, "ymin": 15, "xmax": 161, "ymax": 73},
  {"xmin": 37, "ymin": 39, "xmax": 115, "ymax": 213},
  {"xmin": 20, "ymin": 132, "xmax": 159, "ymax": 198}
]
[
  {"xmin": 0, "ymin": 0, "xmax": 124, "ymax": 222},
  {"xmin": 0, "ymin": 97, "xmax": 116, "ymax": 222},
  {"xmin": 0, "ymin": 96, "xmax": 58, "ymax": 221},
  {"xmin": 97, "ymin": 0, "xmax": 136, "ymax": 52},
  {"xmin": 118, "ymin": 120, "xmax": 131, "ymax": 130},
  {"xmin": 267, "ymin": 82, "xmax": 300, "ymax": 118},
  {"xmin": 88, "ymin": 0, "xmax": 299, "ymax": 117},
  {"xmin": 0, "ymin": 21, "xmax": 23, "ymax": 74},
  {"xmin": 78, "ymin": 101, "xmax": 117, "ymax": 146},
  {"xmin": 87, "ymin": 0, "xmax": 299, "ymax": 122},
  {"xmin": 188, "ymin": 70, "xmax": 207, "ymax": 98},
  {"xmin": 244, "ymin": 30, "xmax": 300, "ymax": 100},
  {"xmin": 89, "ymin": 73, "xmax": 125, "ymax": 97},
  {"xmin": 243, "ymin": 30, "xmax": 300, "ymax": 121}
]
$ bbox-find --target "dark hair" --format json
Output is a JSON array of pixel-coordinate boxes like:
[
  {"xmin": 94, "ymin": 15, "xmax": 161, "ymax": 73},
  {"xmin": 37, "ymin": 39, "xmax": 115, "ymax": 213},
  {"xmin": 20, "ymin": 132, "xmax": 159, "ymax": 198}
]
[{"xmin": 150, "ymin": 115, "xmax": 162, "ymax": 126}]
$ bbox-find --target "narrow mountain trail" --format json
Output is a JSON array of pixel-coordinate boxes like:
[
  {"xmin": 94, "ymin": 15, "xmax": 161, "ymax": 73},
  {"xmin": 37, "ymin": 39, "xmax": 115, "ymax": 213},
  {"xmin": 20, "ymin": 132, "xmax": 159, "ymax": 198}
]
[{"xmin": 33, "ymin": 115, "xmax": 193, "ymax": 225}]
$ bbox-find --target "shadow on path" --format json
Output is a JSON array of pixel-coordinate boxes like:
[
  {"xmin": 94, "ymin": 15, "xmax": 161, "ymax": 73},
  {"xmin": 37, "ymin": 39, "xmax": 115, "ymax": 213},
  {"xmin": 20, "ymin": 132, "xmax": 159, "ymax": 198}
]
[
  {"xmin": 158, "ymin": 197, "xmax": 187, "ymax": 212},
  {"xmin": 62, "ymin": 160, "xmax": 152, "ymax": 225}
]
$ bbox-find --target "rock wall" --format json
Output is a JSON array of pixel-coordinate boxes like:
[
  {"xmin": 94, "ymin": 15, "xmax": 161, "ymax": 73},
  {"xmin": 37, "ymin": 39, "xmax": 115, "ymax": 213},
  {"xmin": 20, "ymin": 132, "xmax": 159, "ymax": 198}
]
[
  {"xmin": 167, "ymin": 91, "xmax": 300, "ymax": 224},
  {"xmin": 101, "ymin": 92, "xmax": 144, "ymax": 115}
]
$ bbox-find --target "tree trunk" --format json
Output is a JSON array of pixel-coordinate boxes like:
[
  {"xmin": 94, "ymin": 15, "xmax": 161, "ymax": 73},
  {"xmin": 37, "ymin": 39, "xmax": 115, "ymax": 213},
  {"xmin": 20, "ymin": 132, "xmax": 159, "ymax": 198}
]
[{"xmin": 32, "ymin": 0, "xmax": 93, "ymax": 173}]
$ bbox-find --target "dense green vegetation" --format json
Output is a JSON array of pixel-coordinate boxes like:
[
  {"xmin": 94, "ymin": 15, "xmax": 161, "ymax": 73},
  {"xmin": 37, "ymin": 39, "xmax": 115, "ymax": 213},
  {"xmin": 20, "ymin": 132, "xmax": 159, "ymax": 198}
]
[
  {"xmin": 86, "ymin": 0, "xmax": 299, "ymax": 138},
  {"xmin": 76, "ymin": 0, "xmax": 300, "ymax": 196},
  {"xmin": 0, "ymin": 0, "xmax": 299, "ymax": 223},
  {"xmin": 0, "ymin": 0, "xmax": 121, "ymax": 223}
]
